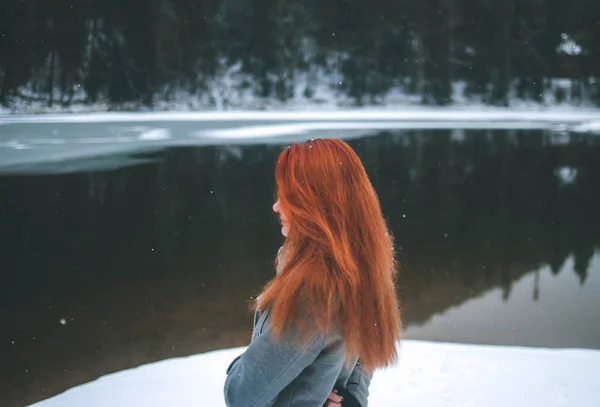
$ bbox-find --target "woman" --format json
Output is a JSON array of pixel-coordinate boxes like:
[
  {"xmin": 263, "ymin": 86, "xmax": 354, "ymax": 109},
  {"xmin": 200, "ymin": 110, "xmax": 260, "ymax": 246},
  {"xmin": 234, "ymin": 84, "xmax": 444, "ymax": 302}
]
[{"xmin": 224, "ymin": 138, "xmax": 402, "ymax": 407}]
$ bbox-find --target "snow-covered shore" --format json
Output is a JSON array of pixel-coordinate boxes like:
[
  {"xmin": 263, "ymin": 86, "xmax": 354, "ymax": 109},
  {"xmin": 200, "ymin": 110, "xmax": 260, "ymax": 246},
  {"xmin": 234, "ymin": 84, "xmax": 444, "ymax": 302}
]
[
  {"xmin": 2, "ymin": 107, "xmax": 598, "ymax": 174},
  {"xmin": 1, "ymin": 106, "xmax": 599, "ymax": 126},
  {"xmin": 30, "ymin": 340, "xmax": 600, "ymax": 407}
]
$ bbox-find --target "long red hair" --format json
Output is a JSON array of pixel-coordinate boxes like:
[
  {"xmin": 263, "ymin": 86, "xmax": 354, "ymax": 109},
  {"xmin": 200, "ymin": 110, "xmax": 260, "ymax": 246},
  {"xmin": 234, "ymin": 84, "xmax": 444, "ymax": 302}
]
[{"xmin": 256, "ymin": 138, "xmax": 401, "ymax": 371}]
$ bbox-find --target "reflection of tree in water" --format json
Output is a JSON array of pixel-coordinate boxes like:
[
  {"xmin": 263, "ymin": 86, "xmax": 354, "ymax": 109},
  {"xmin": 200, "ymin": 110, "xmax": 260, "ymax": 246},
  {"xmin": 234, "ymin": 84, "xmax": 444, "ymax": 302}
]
[
  {"xmin": 348, "ymin": 130, "xmax": 600, "ymax": 312},
  {"xmin": 351, "ymin": 130, "xmax": 600, "ymax": 315},
  {"xmin": 0, "ymin": 129, "xmax": 599, "ymax": 407}
]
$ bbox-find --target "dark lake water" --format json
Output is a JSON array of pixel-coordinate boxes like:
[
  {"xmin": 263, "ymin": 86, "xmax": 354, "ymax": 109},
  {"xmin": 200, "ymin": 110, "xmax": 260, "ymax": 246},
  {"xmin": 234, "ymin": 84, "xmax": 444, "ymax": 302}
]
[{"xmin": 1, "ymin": 129, "xmax": 600, "ymax": 406}]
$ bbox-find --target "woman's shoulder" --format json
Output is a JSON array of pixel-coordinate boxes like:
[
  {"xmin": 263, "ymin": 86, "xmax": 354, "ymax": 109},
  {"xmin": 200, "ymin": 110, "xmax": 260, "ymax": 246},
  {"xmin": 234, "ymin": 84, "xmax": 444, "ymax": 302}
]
[{"xmin": 260, "ymin": 306, "xmax": 344, "ymax": 346}]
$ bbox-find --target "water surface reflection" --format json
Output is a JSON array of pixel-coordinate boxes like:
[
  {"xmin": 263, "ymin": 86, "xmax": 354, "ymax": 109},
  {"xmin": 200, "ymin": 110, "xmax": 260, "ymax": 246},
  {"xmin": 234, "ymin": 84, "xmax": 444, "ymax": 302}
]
[{"xmin": 1, "ymin": 129, "xmax": 599, "ymax": 406}]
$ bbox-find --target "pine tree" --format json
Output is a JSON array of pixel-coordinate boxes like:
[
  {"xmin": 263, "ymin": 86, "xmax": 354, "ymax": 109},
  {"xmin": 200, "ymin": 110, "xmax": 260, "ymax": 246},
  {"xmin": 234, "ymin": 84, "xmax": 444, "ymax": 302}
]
[{"xmin": 1, "ymin": 0, "xmax": 599, "ymax": 107}]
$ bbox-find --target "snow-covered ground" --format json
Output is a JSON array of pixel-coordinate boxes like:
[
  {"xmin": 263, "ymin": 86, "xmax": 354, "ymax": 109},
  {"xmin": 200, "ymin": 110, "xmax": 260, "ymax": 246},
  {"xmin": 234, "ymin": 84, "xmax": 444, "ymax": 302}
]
[
  {"xmin": 1, "ymin": 74, "xmax": 596, "ymax": 114},
  {"xmin": 1, "ymin": 108, "xmax": 598, "ymax": 174},
  {"xmin": 2, "ymin": 107, "xmax": 600, "ymax": 125},
  {"xmin": 571, "ymin": 120, "xmax": 600, "ymax": 134},
  {"xmin": 29, "ymin": 340, "xmax": 600, "ymax": 407}
]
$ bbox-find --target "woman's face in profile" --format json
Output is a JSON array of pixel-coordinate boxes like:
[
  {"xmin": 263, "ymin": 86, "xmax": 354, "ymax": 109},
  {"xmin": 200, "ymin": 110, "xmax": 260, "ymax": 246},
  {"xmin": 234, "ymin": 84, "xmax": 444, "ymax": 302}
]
[{"xmin": 272, "ymin": 199, "xmax": 289, "ymax": 237}]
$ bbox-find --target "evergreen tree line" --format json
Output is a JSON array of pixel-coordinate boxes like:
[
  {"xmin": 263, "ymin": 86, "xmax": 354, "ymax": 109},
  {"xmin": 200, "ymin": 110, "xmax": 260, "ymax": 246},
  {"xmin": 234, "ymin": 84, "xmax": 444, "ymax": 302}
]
[{"xmin": 1, "ymin": 0, "xmax": 599, "ymax": 108}]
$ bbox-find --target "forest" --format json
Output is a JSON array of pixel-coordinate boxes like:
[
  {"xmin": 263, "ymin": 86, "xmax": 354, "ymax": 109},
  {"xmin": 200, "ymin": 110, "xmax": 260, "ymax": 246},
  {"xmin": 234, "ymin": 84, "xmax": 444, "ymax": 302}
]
[{"xmin": 1, "ymin": 0, "xmax": 599, "ymax": 108}]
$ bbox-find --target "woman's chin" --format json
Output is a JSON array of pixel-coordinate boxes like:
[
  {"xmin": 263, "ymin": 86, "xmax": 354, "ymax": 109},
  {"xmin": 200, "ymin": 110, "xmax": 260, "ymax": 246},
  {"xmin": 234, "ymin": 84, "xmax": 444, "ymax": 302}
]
[{"xmin": 281, "ymin": 225, "xmax": 289, "ymax": 237}]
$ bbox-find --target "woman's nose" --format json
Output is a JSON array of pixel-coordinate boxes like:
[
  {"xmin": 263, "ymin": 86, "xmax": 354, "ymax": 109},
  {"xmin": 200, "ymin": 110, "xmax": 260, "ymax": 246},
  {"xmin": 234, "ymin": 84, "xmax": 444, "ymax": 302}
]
[{"xmin": 273, "ymin": 200, "xmax": 280, "ymax": 213}]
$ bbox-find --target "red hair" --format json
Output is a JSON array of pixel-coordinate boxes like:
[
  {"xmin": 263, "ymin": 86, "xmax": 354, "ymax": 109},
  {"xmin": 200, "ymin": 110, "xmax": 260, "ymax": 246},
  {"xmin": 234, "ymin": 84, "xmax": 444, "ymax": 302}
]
[{"xmin": 256, "ymin": 138, "xmax": 401, "ymax": 371}]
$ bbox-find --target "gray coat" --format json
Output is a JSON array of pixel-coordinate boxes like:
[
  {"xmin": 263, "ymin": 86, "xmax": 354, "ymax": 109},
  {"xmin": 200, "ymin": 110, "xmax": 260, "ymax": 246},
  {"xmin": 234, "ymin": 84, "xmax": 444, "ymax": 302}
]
[{"xmin": 224, "ymin": 306, "xmax": 373, "ymax": 407}]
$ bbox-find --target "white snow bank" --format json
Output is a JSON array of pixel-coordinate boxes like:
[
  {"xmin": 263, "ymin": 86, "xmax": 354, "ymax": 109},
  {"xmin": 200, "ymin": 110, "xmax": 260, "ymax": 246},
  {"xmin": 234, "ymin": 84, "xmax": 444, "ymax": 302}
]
[
  {"xmin": 138, "ymin": 128, "xmax": 172, "ymax": 140},
  {"xmin": 2, "ymin": 107, "xmax": 600, "ymax": 125},
  {"xmin": 198, "ymin": 120, "xmax": 552, "ymax": 139},
  {"xmin": 2, "ymin": 76, "xmax": 596, "ymax": 114},
  {"xmin": 30, "ymin": 340, "xmax": 600, "ymax": 407},
  {"xmin": 571, "ymin": 120, "xmax": 600, "ymax": 134}
]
